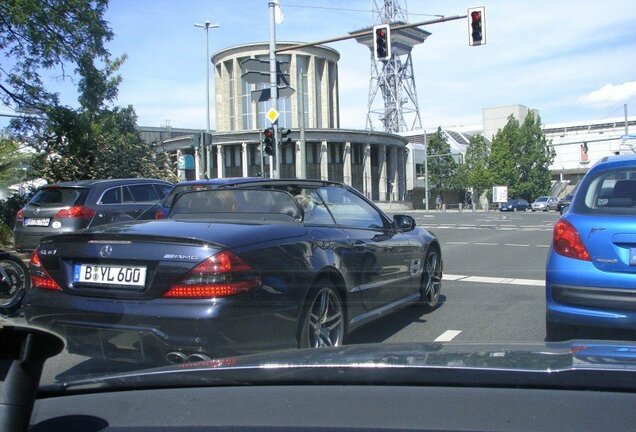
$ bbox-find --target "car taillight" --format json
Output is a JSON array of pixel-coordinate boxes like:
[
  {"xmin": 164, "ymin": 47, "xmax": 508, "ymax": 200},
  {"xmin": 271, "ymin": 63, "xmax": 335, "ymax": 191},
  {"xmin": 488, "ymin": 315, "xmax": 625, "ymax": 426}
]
[
  {"xmin": 30, "ymin": 250, "xmax": 62, "ymax": 291},
  {"xmin": 163, "ymin": 251, "xmax": 260, "ymax": 299},
  {"xmin": 553, "ymin": 220, "xmax": 591, "ymax": 261},
  {"xmin": 16, "ymin": 209, "xmax": 24, "ymax": 224},
  {"xmin": 55, "ymin": 205, "xmax": 95, "ymax": 219}
]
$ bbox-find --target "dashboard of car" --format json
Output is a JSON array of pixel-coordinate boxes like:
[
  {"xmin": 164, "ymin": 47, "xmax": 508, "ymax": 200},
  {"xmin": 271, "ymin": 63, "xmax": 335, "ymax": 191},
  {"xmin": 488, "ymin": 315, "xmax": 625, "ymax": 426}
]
[{"xmin": 29, "ymin": 384, "xmax": 636, "ymax": 431}]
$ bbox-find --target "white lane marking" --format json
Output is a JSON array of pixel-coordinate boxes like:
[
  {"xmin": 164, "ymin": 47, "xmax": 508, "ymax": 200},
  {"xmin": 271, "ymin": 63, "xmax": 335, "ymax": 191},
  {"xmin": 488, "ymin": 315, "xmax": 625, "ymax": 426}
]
[
  {"xmin": 434, "ymin": 330, "xmax": 462, "ymax": 342},
  {"xmin": 446, "ymin": 241, "xmax": 469, "ymax": 245},
  {"xmin": 504, "ymin": 243, "xmax": 530, "ymax": 247},
  {"xmin": 536, "ymin": 245, "xmax": 550, "ymax": 248},
  {"xmin": 475, "ymin": 242, "xmax": 498, "ymax": 246},
  {"xmin": 443, "ymin": 274, "xmax": 469, "ymax": 281},
  {"xmin": 445, "ymin": 274, "xmax": 544, "ymax": 287}
]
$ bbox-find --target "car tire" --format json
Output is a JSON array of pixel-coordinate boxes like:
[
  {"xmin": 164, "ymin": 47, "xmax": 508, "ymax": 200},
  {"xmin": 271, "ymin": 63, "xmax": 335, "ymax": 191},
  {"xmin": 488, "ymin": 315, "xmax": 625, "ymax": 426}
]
[
  {"xmin": 0, "ymin": 253, "xmax": 30, "ymax": 316},
  {"xmin": 299, "ymin": 281, "xmax": 345, "ymax": 349},
  {"xmin": 418, "ymin": 248, "xmax": 442, "ymax": 312}
]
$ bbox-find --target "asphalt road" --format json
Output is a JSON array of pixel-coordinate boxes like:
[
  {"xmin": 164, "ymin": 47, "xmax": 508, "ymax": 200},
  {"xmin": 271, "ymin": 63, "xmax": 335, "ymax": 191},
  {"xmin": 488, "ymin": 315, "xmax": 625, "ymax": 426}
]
[{"xmin": 2, "ymin": 209, "xmax": 561, "ymax": 386}]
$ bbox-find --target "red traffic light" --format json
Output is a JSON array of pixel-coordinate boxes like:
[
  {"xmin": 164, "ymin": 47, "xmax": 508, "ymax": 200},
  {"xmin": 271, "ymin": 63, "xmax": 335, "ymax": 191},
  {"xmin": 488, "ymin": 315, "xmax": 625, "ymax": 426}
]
[
  {"xmin": 376, "ymin": 29, "xmax": 385, "ymax": 37},
  {"xmin": 467, "ymin": 7, "xmax": 486, "ymax": 46},
  {"xmin": 264, "ymin": 128, "xmax": 274, "ymax": 138}
]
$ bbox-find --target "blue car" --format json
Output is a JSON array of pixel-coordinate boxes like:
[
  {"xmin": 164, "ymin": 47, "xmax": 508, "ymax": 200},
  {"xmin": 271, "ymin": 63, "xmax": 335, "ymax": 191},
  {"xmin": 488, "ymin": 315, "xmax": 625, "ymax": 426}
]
[{"xmin": 546, "ymin": 154, "xmax": 636, "ymax": 341}]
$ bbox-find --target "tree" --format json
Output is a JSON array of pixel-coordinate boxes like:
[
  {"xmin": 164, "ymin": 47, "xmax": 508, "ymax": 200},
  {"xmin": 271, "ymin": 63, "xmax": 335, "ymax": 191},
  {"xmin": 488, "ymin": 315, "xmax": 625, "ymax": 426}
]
[
  {"xmin": 0, "ymin": 0, "xmax": 115, "ymax": 111},
  {"xmin": 456, "ymin": 133, "xmax": 491, "ymax": 199},
  {"xmin": 426, "ymin": 127, "xmax": 458, "ymax": 194},
  {"xmin": 488, "ymin": 112, "xmax": 554, "ymax": 201},
  {"xmin": 2, "ymin": 1, "xmax": 175, "ymax": 182},
  {"xmin": 0, "ymin": 137, "xmax": 32, "ymax": 187}
]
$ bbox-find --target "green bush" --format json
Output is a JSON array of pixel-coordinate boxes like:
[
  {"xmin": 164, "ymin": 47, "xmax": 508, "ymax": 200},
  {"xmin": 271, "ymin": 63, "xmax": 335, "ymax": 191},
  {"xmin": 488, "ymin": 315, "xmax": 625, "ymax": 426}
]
[{"xmin": 0, "ymin": 193, "xmax": 28, "ymax": 229}]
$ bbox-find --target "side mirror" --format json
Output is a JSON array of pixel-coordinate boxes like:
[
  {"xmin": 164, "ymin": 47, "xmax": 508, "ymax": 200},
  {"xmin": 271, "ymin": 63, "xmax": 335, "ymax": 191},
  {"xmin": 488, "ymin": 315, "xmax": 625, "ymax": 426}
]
[
  {"xmin": 393, "ymin": 215, "xmax": 416, "ymax": 232},
  {"xmin": 561, "ymin": 204, "xmax": 570, "ymax": 215}
]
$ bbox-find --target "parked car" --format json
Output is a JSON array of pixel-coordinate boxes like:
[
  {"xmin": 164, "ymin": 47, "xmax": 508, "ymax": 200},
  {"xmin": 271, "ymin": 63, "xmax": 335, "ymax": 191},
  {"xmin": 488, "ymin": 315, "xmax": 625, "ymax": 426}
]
[
  {"xmin": 13, "ymin": 178, "xmax": 173, "ymax": 253},
  {"xmin": 532, "ymin": 196, "xmax": 558, "ymax": 211},
  {"xmin": 546, "ymin": 154, "xmax": 636, "ymax": 341},
  {"xmin": 557, "ymin": 193, "xmax": 574, "ymax": 213},
  {"xmin": 500, "ymin": 198, "xmax": 531, "ymax": 212},
  {"xmin": 24, "ymin": 179, "xmax": 443, "ymax": 364}
]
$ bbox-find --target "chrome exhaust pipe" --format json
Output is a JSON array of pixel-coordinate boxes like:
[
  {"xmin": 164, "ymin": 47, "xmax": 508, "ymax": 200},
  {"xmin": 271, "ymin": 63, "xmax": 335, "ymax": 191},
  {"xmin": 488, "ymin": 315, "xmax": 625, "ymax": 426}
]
[
  {"xmin": 186, "ymin": 352, "xmax": 212, "ymax": 363},
  {"xmin": 166, "ymin": 351, "xmax": 189, "ymax": 364}
]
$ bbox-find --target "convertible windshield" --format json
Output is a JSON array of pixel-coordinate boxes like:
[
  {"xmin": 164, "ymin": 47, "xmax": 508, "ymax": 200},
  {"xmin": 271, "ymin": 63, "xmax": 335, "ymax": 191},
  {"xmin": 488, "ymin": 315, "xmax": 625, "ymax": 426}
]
[{"xmin": 170, "ymin": 188, "xmax": 303, "ymax": 219}]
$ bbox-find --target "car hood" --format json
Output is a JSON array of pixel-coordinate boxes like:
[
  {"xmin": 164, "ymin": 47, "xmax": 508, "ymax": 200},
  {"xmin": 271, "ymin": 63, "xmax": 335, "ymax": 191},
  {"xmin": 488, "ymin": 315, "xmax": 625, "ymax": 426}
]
[
  {"xmin": 51, "ymin": 341, "xmax": 636, "ymax": 393},
  {"xmin": 42, "ymin": 219, "xmax": 308, "ymax": 250}
]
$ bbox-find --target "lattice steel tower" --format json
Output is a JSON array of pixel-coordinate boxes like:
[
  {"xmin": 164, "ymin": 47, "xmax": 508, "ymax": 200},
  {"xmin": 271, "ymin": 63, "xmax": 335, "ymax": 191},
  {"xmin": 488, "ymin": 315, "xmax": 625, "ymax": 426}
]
[{"xmin": 354, "ymin": 0, "xmax": 430, "ymax": 133}]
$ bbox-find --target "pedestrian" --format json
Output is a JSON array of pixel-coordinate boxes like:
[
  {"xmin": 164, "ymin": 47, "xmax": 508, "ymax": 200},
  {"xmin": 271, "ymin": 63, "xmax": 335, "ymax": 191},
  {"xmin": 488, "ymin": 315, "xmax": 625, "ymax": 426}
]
[{"xmin": 435, "ymin": 194, "xmax": 443, "ymax": 211}]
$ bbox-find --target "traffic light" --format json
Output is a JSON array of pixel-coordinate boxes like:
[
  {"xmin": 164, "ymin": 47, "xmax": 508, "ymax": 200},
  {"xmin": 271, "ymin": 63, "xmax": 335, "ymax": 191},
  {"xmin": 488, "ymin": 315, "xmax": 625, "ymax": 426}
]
[
  {"xmin": 468, "ymin": 6, "xmax": 486, "ymax": 46},
  {"xmin": 373, "ymin": 24, "xmax": 391, "ymax": 61},
  {"xmin": 263, "ymin": 127, "xmax": 275, "ymax": 156},
  {"xmin": 280, "ymin": 129, "xmax": 292, "ymax": 147}
]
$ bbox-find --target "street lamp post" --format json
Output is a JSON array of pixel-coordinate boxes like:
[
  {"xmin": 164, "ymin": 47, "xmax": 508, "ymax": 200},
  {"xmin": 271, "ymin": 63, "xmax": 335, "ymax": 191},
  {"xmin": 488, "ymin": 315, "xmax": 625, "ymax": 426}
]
[{"xmin": 195, "ymin": 20, "xmax": 219, "ymax": 179}]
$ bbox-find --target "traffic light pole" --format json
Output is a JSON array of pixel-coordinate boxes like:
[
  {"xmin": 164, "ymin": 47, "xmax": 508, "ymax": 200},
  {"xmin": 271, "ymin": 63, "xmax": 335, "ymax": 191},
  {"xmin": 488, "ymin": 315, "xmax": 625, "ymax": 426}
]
[{"xmin": 268, "ymin": 2, "xmax": 280, "ymax": 179}]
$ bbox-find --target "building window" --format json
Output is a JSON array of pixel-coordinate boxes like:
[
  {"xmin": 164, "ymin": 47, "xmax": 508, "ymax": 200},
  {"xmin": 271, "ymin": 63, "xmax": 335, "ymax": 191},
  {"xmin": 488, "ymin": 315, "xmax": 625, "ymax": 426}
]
[
  {"xmin": 315, "ymin": 58, "xmax": 324, "ymax": 128},
  {"xmin": 256, "ymin": 82, "xmax": 268, "ymax": 129},
  {"xmin": 227, "ymin": 61, "xmax": 236, "ymax": 131},
  {"xmin": 224, "ymin": 145, "xmax": 242, "ymax": 168},
  {"xmin": 306, "ymin": 142, "xmax": 319, "ymax": 164},
  {"xmin": 296, "ymin": 55, "xmax": 309, "ymax": 127},
  {"xmin": 352, "ymin": 143, "xmax": 364, "ymax": 165},
  {"xmin": 241, "ymin": 78, "xmax": 252, "ymax": 130},
  {"xmin": 330, "ymin": 143, "xmax": 342, "ymax": 164}
]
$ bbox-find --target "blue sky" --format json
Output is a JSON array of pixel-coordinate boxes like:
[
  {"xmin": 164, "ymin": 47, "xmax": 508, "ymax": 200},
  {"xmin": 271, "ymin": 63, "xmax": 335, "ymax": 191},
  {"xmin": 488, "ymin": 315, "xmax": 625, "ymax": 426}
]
[{"xmin": 2, "ymin": 0, "xmax": 636, "ymax": 131}]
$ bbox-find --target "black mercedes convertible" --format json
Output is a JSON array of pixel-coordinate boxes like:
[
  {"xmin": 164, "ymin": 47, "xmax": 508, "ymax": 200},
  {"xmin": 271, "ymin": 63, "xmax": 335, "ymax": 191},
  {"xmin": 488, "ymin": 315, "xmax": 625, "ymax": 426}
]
[{"xmin": 24, "ymin": 179, "xmax": 442, "ymax": 364}]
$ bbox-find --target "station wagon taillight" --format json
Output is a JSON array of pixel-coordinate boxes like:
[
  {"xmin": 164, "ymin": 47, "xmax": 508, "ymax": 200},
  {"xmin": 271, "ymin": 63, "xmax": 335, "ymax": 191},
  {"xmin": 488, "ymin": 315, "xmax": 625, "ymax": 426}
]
[
  {"xmin": 30, "ymin": 250, "xmax": 62, "ymax": 291},
  {"xmin": 163, "ymin": 251, "xmax": 260, "ymax": 299},
  {"xmin": 553, "ymin": 220, "xmax": 591, "ymax": 261},
  {"xmin": 55, "ymin": 205, "xmax": 95, "ymax": 219}
]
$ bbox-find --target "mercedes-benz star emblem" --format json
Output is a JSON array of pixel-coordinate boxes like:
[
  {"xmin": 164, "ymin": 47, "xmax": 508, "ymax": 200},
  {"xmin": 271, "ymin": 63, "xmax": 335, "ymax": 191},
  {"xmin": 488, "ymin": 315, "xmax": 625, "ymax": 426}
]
[
  {"xmin": 33, "ymin": 208, "xmax": 39, "ymax": 215},
  {"xmin": 100, "ymin": 245, "xmax": 113, "ymax": 257}
]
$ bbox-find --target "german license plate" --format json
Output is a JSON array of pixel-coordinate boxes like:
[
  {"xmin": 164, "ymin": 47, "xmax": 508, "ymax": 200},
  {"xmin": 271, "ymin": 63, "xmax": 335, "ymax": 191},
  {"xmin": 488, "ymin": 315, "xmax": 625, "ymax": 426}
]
[
  {"xmin": 630, "ymin": 249, "xmax": 636, "ymax": 266},
  {"xmin": 73, "ymin": 264, "xmax": 147, "ymax": 287},
  {"xmin": 24, "ymin": 218, "xmax": 50, "ymax": 227}
]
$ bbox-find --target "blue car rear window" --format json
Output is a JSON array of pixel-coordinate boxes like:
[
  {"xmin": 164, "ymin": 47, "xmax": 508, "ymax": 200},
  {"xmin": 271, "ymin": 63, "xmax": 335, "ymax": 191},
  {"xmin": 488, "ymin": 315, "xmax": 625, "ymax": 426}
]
[{"xmin": 575, "ymin": 167, "xmax": 636, "ymax": 215}]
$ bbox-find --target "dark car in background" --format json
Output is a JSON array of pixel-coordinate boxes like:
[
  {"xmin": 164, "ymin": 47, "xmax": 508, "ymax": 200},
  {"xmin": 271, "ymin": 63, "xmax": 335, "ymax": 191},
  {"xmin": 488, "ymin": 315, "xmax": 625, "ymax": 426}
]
[
  {"xmin": 24, "ymin": 179, "xmax": 443, "ymax": 365},
  {"xmin": 546, "ymin": 155, "xmax": 636, "ymax": 341},
  {"xmin": 14, "ymin": 178, "xmax": 173, "ymax": 252},
  {"xmin": 557, "ymin": 193, "xmax": 574, "ymax": 213},
  {"xmin": 500, "ymin": 198, "xmax": 531, "ymax": 212}
]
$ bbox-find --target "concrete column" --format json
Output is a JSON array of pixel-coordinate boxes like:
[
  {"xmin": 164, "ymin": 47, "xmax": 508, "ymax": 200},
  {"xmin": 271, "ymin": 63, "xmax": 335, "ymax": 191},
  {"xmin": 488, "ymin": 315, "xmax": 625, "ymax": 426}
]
[
  {"xmin": 216, "ymin": 144, "xmax": 224, "ymax": 179},
  {"xmin": 397, "ymin": 147, "xmax": 406, "ymax": 201},
  {"xmin": 343, "ymin": 142, "xmax": 352, "ymax": 186},
  {"xmin": 241, "ymin": 142, "xmax": 248, "ymax": 177},
  {"xmin": 194, "ymin": 147, "xmax": 200, "ymax": 180},
  {"xmin": 295, "ymin": 140, "xmax": 305, "ymax": 179},
  {"xmin": 363, "ymin": 143, "xmax": 371, "ymax": 198},
  {"xmin": 320, "ymin": 140, "xmax": 329, "ymax": 181},
  {"xmin": 389, "ymin": 146, "xmax": 398, "ymax": 201},
  {"xmin": 206, "ymin": 145, "xmax": 212, "ymax": 179},
  {"xmin": 378, "ymin": 144, "xmax": 387, "ymax": 201}
]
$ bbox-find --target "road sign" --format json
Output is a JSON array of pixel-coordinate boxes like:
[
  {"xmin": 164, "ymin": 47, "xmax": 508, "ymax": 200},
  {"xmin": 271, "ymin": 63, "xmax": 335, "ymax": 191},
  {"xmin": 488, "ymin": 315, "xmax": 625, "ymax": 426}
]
[
  {"xmin": 241, "ymin": 71, "xmax": 290, "ymax": 85},
  {"xmin": 251, "ymin": 86, "xmax": 296, "ymax": 103},
  {"xmin": 240, "ymin": 58, "xmax": 290, "ymax": 75},
  {"xmin": 266, "ymin": 108, "xmax": 280, "ymax": 124},
  {"xmin": 177, "ymin": 154, "xmax": 195, "ymax": 170},
  {"xmin": 492, "ymin": 186, "xmax": 508, "ymax": 203}
]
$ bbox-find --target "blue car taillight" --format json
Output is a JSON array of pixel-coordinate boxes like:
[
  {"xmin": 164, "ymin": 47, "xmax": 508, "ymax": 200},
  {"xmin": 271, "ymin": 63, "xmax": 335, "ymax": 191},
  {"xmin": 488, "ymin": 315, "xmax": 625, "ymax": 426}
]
[{"xmin": 553, "ymin": 220, "xmax": 591, "ymax": 261}]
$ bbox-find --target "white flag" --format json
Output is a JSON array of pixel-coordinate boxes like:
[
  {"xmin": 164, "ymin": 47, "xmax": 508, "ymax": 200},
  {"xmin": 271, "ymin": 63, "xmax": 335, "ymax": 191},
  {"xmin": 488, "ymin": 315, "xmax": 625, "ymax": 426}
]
[{"xmin": 273, "ymin": 0, "xmax": 284, "ymax": 24}]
